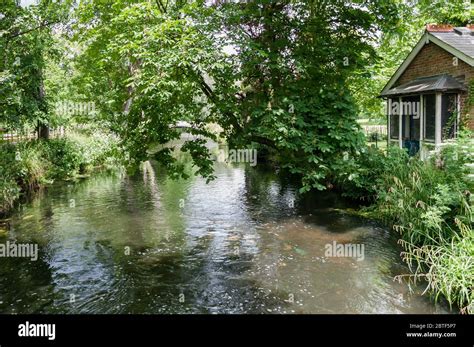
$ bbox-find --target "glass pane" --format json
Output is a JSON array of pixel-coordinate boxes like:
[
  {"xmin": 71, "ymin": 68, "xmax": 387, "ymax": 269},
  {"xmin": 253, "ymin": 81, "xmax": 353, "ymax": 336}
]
[
  {"xmin": 402, "ymin": 114, "xmax": 409, "ymax": 139},
  {"xmin": 390, "ymin": 114, "xmax": 399, "ymax": 139},
  {"xmin": 388, "ymin": 98, "xmax": 399, "ymax": 139},
  {"xmin": 441, "ymin": 93, "xmax": 457, "ymax": 140},
  {"xmin": 424, "ymin": 94, "xmax": 435, "ymax": 140},
  {"xmin": 401, "ymin": 96, "xmax": 420, "ymax": 141},
  {"xmin": 412, "ymin": 114, "xmax": 420, "ymax": 140}
]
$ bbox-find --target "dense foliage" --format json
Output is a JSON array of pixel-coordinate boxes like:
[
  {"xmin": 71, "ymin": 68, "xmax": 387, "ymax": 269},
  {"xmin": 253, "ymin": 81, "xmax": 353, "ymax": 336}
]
[
  {"xmin": 2, "ymin": 0, "xmax": 471, "ymax": 188},
  {"xmin": 336, "ymin": 133, "xmax": 473, "ymax": 313},
  {"xmin": 68, "ymin": 0, "xmax": 409, "ymax": 190},
  {"xmin": 1, "ymin": 0, "xmax": 472, "ymax": 313},
  {"xmin": 0, "ymin": 131, "xmax": 119, "ymax": 214},
  {"xmin": 0, "ymin": 0, "xmax": 73, "ymax": 135}
]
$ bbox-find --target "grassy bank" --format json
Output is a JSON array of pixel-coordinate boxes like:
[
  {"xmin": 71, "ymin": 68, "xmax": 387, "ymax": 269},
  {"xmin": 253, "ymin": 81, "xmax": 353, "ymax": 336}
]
[
  {"xmin": 0, "ymin": 131, "xmax": 120, "ymax": 216},
  {"xmin": 335, "ymin": 132, "xmax": 473, "ymax": 313}
]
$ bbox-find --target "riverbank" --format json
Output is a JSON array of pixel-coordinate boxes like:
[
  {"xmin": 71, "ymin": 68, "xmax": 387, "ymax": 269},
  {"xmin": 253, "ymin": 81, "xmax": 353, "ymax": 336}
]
[
  {"xmin": 0, "ymin": 131, "xmax": 120, "ymax": 217},
  {"xmin": 334, "ymin": 132, "xmax": 473, "ymax": 313}
]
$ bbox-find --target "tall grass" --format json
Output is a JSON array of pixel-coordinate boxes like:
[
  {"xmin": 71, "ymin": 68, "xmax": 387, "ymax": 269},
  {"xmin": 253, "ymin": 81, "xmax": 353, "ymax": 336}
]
[
  {"xmin": 397, "ymin": 218, "xmax": 473, "ymax": 314},
  {"xmin": 337, "ymin": 131, "xmax": 473, "ymax": 313},
  {"xmin": 0, "ymin": 131, "xmax": 120, "ymax": 215},
  {"xmin": 375, "ymin": 134, "xmax": 473, "ymax": 313}
]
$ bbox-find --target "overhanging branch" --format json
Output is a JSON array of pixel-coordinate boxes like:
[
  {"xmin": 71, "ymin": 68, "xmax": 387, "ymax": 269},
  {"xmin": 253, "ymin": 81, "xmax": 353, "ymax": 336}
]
[{"xmin": 6, "ymin": 20, "xmax": 59, "ymax": 41}]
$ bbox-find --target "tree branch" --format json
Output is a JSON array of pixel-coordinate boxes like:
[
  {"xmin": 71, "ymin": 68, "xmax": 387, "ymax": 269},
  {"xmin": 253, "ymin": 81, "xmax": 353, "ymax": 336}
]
[
  {"xmin": 190, "ymin": 68, "xmax": 276, "ymax": 149},
  {"xmin": 155, "ymin": 0, "xmax": 167, "ymax": 13},
  {"xmin": 6, "ymin": 20, "xmax": 59, "ymax": 41}
]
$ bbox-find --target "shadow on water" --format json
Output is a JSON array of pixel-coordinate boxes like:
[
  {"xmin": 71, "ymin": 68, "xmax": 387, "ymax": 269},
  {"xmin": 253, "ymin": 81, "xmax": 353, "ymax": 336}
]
[{"xmin": 0, "ymin": 161, "xmax": 450, "ymax": 314}]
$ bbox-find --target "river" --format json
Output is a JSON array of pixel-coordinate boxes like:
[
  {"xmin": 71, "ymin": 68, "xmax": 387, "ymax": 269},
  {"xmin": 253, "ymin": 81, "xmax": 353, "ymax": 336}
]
[{"xmin": 0, "ymin": 157, "xmax": 449, "ymax": 313}]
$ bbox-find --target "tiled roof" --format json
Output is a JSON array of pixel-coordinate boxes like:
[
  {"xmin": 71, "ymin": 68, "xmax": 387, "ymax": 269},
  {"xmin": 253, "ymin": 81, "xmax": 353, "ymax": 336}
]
[{"xmin": 429, "ymin": 27, "xmax": 474, "ymax": 58}]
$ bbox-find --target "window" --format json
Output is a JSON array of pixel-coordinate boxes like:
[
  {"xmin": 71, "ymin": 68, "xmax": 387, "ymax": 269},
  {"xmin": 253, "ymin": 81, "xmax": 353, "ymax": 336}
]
[
  {"xmin": 389, "ymin": 114, "xmax": 399, "ymax": 139},
  {"xmin": 441, "ymin": 93, "xmax": 457, "ymax": 140},
  {"xmin": 401, "ymin": 96, "xmax": 420, "ymax": 140},
  {"xmin": 424, "ymin": 94, "xmax": 435, "ymax": 141},
  {"xmin": 388, "ymin": 98, "xmax": 399, "ymax": 140}
]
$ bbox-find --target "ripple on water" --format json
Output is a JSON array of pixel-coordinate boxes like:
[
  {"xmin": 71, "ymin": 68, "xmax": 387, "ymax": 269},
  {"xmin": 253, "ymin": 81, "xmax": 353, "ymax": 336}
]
[{"xmin": 0, "ymin": 165, "xmax": 450, "ymax": 314}]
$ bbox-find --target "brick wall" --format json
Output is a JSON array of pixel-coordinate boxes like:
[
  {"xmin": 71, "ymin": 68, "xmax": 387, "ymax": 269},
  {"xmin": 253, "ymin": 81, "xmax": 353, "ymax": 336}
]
[{"xmin": 396, "ymin": 42, "xmax": 474, "ymax": 130}]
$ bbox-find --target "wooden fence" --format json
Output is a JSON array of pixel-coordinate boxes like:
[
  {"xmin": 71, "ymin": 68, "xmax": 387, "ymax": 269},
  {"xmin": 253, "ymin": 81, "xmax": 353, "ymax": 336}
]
[
  {"xmin": 0, "ymin": 127, "xmax": 67, "ymax": 143},
  {"xmin": 361, "ymin": 125, "xmax": 387, "ymax": 137}
]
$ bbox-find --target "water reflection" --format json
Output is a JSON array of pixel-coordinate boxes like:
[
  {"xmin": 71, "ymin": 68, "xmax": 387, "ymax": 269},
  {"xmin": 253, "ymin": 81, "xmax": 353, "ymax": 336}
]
[{"xmin": 0, "ymin": 162, "xmax": 448, "ymax": 313}]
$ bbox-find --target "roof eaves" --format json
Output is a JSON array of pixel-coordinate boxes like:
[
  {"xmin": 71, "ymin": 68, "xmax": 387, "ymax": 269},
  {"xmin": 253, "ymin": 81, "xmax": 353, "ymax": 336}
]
[
  {"xmin": 379, "ymin": 73, "xmax": 467, "ymax": 97},
  {"xmin": 379, "ymin": 32, "xmax": 429, "ymax": 96},
  {"xmin": 379, "ymin": 31, "xmax": 474, "ymax": 98}
]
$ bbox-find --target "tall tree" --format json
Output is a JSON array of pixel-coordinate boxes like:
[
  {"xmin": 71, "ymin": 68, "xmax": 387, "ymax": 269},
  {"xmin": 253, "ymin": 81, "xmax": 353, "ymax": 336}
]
[
  {"xmin": 0, "ymin": 0, "xmax": 70, "ymax": 138},
  {"xmin": 73, "ymin": 0, "xmax": 229, "ymax": 178},
  {"xmin": 207, "ymin": 0, "xmax": 403, "ymax": 190},
  {"xmin": 72, "ymin": 0, "xmax": 403, "ymax": 189}
]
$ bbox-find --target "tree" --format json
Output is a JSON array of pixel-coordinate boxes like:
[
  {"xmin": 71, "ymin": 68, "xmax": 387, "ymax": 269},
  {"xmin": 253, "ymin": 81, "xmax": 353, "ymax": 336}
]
[
  {"xmin": 72, "ymin": 0, "xmax": 228, "ymax": 178},
  {"xmin": 0, "ymin": 0, "xmax": 71, "ymax": 138},
  {"xmin": 72, "ymin": 0, "xmax": 407, "ymax": 190},
  {"xmin": 206, "ymin": 1, "xmax": 403, "ymax": 190}
]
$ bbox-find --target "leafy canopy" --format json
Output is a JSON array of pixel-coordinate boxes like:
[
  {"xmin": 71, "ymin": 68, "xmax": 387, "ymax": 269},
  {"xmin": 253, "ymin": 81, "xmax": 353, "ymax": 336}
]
[{"xmin": 71, "ymin": 0, "xmax": 403, "ymax": 190}]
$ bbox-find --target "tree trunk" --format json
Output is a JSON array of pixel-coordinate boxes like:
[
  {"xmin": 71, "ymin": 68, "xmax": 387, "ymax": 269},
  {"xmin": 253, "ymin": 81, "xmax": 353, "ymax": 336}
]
[
  {"xmin": 38, "ymin": 122, "xmax": 49, "ymax": 140},
  {"xmin": 37, "ymin": 79, "xmax": 49, "ymax": 140}
]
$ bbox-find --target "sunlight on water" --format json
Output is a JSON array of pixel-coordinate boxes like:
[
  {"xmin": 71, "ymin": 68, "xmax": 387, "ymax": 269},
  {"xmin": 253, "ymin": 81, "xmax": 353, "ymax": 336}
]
[{"xmin": 0, "ymin": 162, "xmax": 448, "ymax": 314}]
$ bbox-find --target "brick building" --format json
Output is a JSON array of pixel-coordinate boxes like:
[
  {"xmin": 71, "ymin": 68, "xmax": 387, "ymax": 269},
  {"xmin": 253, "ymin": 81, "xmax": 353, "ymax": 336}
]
[{"xmin": 380, "ymin": 24, "xmax": 473, "ymax": 157}]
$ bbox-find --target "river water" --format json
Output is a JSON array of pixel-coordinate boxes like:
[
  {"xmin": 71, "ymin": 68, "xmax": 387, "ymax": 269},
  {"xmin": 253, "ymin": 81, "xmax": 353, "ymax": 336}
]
[{"xmin": 0, "ymin": 159, "xmax": 449, "ymax": 313}]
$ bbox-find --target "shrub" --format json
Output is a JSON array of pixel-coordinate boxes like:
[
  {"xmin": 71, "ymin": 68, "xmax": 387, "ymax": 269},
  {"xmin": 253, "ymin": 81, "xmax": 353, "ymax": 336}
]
[
  {"xmin": 0, "ymin": 131, "xmax": 120, "ymax": 215},
  {"xmin": 0, "ymin": 174, "xmax": 20, "ymax": 214},
  {"xmin": 41, "ymin": 138, "xmax": 84, "ymax": 178},
  {"xmin": 334, "ymin": 131, "xmax": 472, "ymax": 312},
  {"xmin": 332, "ymin": 145, "xmax": 409, "ymax": 201},
  {"xmin": 397, "ymin": 218, "xmax": 473, "ymax": 314},
  {"xmin": 68, "ymin": 131, "xmax": 120, "ymax": 172},
  {"xmin": 366, "ymin": 131, "xmax": 473, "ymax": 313},
  {"xmin": 16, "ymin": 142, "xmax": 50, "ymax": 189},
  {"xmin": 0, "ymin": 141, "xmax": 48, "ymax": 214}
]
